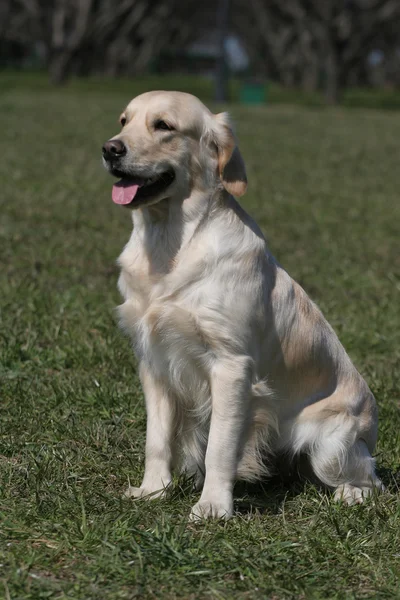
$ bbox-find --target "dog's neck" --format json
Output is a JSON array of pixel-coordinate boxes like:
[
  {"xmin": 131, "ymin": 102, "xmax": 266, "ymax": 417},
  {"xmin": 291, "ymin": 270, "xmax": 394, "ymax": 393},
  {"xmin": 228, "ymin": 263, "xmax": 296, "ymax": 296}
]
[{"xmin": 130, "ymin": 187, "xmax": 226, "ymax": 275}]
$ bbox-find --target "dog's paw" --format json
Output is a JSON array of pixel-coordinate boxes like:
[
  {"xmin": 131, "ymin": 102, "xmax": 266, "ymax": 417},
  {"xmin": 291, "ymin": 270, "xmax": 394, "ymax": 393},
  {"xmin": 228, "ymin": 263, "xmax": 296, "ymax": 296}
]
[
  {"xmin": 333, "ymin": 483, "xmax": 382, "ymax": 505},
  {"xmin": 123, "ymin": 485, "xmax": 167, "ymax": 500},
  {"xmin": 189, "ymin": 498, "xmax": 233, "ymax": 521}
]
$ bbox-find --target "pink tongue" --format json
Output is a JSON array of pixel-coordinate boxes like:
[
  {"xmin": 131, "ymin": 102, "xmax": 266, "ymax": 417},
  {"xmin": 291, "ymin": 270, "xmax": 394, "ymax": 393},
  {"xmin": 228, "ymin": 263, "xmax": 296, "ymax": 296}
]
[{"xmin": 112, "ymin": 179, "xmax": 143, "ymax": 205}]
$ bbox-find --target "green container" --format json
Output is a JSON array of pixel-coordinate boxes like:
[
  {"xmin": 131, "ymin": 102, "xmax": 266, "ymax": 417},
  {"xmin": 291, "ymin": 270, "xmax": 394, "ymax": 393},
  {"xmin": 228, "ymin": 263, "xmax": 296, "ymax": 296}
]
[{"xmin": 240, "ymin": 80, "xmax": 267, "ymax": 104}]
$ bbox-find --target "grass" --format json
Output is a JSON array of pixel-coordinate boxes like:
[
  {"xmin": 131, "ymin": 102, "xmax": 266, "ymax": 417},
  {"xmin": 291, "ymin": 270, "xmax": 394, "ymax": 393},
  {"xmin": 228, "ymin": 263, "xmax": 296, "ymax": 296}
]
[
  {"xmin": 0, "ymin": 73, "xmax": 400, "ymax": 599},
  {"xmin": 3, "ymin": 69, "xmax": 400, "ymax": 109}
]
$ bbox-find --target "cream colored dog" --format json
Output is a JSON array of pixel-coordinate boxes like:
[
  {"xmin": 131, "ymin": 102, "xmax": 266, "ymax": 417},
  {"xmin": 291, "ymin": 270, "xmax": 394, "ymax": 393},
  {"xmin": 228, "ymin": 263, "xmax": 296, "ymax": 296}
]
[{"xmin": 102, "ymin": 91, "xmax": 382, "ymax": 520}]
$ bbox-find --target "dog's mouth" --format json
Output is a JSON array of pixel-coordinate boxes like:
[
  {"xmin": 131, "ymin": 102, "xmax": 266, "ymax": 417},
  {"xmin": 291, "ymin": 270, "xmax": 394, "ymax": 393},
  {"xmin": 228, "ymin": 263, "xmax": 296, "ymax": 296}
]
[{"xmin": 111, "ymin": 169, "xmax": 175, "ymax": 206}]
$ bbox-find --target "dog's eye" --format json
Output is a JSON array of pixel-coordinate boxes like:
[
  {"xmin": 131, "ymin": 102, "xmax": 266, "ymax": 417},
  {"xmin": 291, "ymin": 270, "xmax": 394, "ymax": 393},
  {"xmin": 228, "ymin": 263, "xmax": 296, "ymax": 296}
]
[
  {"xmin": 120, "ymin": 117, "xmax": 126, "ymax": 127},
  {"xmin": 154, "ymin": 120, "xmax": 174, "ymax": 131}
]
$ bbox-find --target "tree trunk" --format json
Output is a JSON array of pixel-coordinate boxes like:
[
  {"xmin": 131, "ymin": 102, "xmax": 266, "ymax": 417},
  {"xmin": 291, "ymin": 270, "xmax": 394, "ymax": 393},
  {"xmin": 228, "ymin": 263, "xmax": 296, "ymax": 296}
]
[
  {"xmin": 324, "ymin": 37, "xmax": 340, "ymax": 105},
  {"xmin": 215, "ymin": 0, "xmax": 231, "ymax": 102},
  {"xmin": 48, "ymin": 50, "xmax": 72, "ymax": 85}
]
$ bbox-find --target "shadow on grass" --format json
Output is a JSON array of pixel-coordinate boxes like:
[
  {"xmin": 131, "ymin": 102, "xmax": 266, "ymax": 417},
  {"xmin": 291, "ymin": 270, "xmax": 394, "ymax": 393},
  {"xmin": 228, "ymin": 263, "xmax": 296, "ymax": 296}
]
[
  {"xmin": 377, "ymin": 464, "xmax": 400, "ymax": 493},
  {"xmin": 234, "ymin": 456, "xmax": 399, "ymax": 516},
  {"xmin": 129, "ymin": 453, "xmax": 397, "ymax": 519},
  {"xmin": 234, "ymin": 480, "xmax": 306, "ymax": 516},
  {"xmin": 233, "ymin": 453, "xmax": 320, "ymax": 515}
]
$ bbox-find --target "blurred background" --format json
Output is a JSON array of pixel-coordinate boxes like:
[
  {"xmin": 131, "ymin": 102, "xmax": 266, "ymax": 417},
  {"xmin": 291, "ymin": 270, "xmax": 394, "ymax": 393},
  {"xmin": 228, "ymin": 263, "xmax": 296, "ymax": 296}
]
[{"xmin": 2, "ymin": 0, "xmax": 400, "ymax": 107}]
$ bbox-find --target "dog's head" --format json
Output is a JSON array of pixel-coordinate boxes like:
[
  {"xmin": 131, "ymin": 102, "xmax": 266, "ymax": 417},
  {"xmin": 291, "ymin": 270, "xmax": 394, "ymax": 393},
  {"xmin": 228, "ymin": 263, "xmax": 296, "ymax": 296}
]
[{"xmin": 102, "ymin": 91, "xmax": 247, "ymax": 209}]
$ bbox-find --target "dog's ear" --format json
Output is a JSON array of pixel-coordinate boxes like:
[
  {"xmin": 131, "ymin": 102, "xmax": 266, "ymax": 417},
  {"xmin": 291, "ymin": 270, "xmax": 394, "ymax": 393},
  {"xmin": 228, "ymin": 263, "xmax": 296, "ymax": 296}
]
[{"xmin": 212, "ymin": 112, "xmax": 247, "ymax": 197}]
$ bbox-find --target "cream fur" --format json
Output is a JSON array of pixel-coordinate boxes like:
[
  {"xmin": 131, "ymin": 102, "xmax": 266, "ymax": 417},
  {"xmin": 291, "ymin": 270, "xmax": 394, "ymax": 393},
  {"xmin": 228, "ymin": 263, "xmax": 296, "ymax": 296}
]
[{"xmin": 103, "ymin": 91, "xmax": 382, "ymax": 520}]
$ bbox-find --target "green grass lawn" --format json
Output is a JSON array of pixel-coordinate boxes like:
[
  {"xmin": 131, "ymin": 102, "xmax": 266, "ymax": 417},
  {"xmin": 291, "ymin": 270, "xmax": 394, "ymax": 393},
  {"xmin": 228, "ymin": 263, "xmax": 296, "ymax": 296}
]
[{"xmin": 1, "ymin": 74, "xmax": 400, "ymax": 599}]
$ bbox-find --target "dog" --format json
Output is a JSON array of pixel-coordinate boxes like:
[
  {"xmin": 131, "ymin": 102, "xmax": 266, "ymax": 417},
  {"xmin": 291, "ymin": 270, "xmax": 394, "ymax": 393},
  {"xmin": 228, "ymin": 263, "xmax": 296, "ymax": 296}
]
[{"xmin": 102, "ymin": 91, "xmax": 382, "ymax": 520}]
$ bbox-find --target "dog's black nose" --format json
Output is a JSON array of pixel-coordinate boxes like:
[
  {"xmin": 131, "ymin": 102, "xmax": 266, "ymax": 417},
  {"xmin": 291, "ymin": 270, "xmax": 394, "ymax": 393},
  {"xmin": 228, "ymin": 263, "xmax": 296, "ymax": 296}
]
[{"xmin": 102, "ymin": 139, "xmax": 126, "ymax": 160}]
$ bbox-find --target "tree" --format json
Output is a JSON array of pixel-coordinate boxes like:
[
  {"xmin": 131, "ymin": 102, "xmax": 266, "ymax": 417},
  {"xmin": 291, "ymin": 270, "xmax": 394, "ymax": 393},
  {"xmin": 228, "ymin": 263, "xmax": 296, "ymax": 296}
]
[
  {"xmin": 1, "ymin": 0, "xmax": 400, "ymax": 102},
  {"xmin": 244, "ymin": 0, "xmax": 400, "ymax": 103}
]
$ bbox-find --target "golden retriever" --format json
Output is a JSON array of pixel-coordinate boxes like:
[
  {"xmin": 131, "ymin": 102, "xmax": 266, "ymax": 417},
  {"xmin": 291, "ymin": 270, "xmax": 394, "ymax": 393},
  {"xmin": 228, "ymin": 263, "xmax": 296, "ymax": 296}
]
[{"xmin": 102, "ymin": 91, "xmax": 382, "ymax": 520}]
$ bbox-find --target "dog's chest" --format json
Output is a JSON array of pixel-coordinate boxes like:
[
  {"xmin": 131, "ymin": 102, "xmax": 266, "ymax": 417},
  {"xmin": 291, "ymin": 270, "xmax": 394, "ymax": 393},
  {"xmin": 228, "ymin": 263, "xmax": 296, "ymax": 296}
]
[{"xmin": 117, "ymin": 262, "xmax": 210, "ymax": 400}]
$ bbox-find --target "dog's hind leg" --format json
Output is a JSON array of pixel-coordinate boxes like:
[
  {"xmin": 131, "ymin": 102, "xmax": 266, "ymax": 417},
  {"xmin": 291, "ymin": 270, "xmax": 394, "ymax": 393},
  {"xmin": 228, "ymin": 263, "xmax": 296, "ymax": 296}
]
[
  {"xmin": 330, "ymin": 439, "xmax": 383, "ymax": 504},
  {"xmin": 306, "ymin": 422, "xmax": 383, "ymax": 504},
  {"xmin": 289, "ymin": 402, "xmax": 383, "ymax": 504}
]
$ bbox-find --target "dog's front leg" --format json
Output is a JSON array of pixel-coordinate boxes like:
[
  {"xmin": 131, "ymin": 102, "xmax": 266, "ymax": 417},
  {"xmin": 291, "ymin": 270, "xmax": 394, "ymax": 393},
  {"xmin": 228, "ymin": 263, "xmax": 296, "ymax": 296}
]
[
  {"xmin": 190, "ymin": 356, "xmax": 251, "ymax": 520},
  {"xmin": 125, "ymin": 363, "xmax": 176, "ymax": 500}
]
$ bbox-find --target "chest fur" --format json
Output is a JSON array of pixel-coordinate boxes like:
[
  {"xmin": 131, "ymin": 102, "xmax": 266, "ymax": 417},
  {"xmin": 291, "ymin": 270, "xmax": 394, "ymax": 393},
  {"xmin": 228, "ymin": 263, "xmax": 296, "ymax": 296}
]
[{"xmin": 117, "ymin": 264, "xmax": 212, "ymax": 403}]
